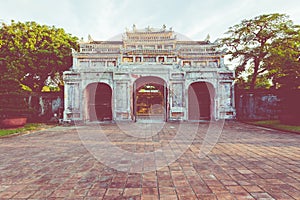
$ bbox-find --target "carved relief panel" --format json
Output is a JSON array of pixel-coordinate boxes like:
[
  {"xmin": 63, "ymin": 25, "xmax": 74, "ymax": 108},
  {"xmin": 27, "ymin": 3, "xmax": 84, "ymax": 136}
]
[
  {"xmin": 171, "ymin": 82, "xmax": 184, "ymax": 107},
  {"xmin": 67, "ymin": 83, "xmax": 80, "ymax": 112},
  {"xmin": 219, "ymin": 82, "xmax": 232, "ymax": 108}
]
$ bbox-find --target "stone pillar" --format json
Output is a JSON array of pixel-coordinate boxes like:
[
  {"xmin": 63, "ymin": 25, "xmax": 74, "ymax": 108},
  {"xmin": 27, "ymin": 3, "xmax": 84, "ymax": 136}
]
[
  {"xmin": 64, "ymin": 83, "xmax": 80, "ymax": 121},
  {"xmin": 114, "ymin": 81, "xmax": 130, "ymax": 120},
  {"xmin": 218, "ymin": 82, "xmax": 235, "ymax": 119},
  {"xmin": 63, "ymin": 72, "xmax": 82, "ymax": 122}
]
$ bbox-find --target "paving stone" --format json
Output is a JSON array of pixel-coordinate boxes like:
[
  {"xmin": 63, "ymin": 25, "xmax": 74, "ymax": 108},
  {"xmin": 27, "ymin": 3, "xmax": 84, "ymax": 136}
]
[
  {"xmin": 124, "ymin": 188, "xmax": 141, "ymax": 196},
  {"xmin": 0, "ymin": 121, "xmax": 299, "ymax": 199},
  {"xmin": 196, "ymin": 193, "xmax": 217, "ymax": 200},
  {"xmin": 214, "ymin": 192, "xmax": 236, "ymax": 200},
  {"xmin": 49, "ymin": 189, "xmax": 73, "ymax": 198},
  {"xmin": 0, "ymin": 190, "xmax": 18, "ymax": 198},
  {"xmin": 14, "ymin": 190, "xmax": 37, "ymax": 198},
  {"xmin": 141, "ymin": 195, "xmax": 159, "ymax": 200},
  {"xmin": 142, "ymin": 187, "xmax": 158, "ymax": 196},
  {"xmin": 30, "ymin": 190, "xmax": 53, "ymax": 198},
  {"xmin": 175, "ymin": 187, "xmax": 195, "ymax": 196},
  {"xmin": 158, "ymin": 180, "xmax": 174, "ymax": 187},
  {"xmin": 142, "ymin": 180, "xmax": 157, "ymax": 188},
  {"xmin": 159, "ymin": 195, "xmax": 178, "ymax": 200},
  {"xmin": 104, "ymin": 188, "xmax": 124, "ymax": 198},
  {"xmin": 242, "ymin": 185, "xmax": 264, "ymax": 193},
  {"xmin": 86, "ymin": 188, "xmax": 106, "ymax": 197},
  {"xmin": 250, "ymin": 192, "xmax": 275, "ymax": 199}
]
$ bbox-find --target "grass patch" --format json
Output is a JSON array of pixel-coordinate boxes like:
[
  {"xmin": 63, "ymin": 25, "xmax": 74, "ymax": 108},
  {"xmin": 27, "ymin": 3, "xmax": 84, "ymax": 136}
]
[
  {"xmin": 249, "ymin": 120, "xmax": 300, "ymax": 133},
  {"xmin": 0, "ymin": 123, "xmax": 48, "ymax": 137}
]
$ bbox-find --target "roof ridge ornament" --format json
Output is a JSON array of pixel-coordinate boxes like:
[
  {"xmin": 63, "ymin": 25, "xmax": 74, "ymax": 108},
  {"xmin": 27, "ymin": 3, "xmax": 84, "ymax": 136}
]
[
  {"xmin": 88, "ymin": 34, "xmax": 94, "ymax": 42},
  {"xmin": 205, "ymin": 34, "xmax": 210, "ymax": 42},
  {"xmin": 146, "ymin": 26, "xmax": 151, "ymax": 32}
]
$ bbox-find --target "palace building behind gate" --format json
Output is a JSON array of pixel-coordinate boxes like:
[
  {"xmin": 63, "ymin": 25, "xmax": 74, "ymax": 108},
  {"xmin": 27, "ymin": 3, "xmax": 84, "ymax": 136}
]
[{"xmin": 63, "ymin": 25, "xmax": 235, "ymax": 122}]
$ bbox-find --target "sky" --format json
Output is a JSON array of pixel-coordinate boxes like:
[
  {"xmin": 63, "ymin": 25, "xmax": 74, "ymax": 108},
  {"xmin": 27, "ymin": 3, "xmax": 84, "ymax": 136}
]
[{"xmin": 0, "ymin": 0, "xmax": 300, "ymax": 42}]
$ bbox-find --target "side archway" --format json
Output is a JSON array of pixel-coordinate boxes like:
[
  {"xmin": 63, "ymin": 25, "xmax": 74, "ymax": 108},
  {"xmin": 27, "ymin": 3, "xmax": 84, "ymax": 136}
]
[
  {"xmin": 84, "ymin": 83, "xmax": 112, "ymax": 121},
  {"xmin": 188, "ymin": 81, "xmax": 215, "ymax": 120}
]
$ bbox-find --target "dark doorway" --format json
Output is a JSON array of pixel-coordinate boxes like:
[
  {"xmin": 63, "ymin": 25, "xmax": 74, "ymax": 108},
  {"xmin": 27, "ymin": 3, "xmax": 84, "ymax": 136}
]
[
  {"xmin": 134, "ymin": 77, "xmax": 167, "ymax": 121},
  {"xmin": 188, "ymin": 82, "xmax": 214, "ymax": 120},
  {"xmin": 86, "ymin": 83, "xmax": 112, "ymax": 121}
]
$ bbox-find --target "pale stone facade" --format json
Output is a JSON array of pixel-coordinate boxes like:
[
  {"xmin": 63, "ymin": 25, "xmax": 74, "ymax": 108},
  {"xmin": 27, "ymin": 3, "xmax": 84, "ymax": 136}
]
[{"xmin": 63, "ymin": 26, "xmax": 235, "ymax": 122}]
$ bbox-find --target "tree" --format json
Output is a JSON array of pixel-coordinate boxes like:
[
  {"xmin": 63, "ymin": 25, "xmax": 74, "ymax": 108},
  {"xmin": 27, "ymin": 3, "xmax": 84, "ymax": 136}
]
[
  {"xmin": 265, "ymin": 30, "xmax": 300, "ymax": 125},
  {"xmin": 0, "ymin": 20, "xmax": 78, "ymax": 93},
  {"xmin": 234, "ymin": 65, "xmax": 273, "ymax": 90},
  {"xmin": 220, "ymin": 13, "xmax": 297, "ymax": 90},
  {"xmin": 264, "ymin": 29, "xmax": 300, "ymax": 90}
]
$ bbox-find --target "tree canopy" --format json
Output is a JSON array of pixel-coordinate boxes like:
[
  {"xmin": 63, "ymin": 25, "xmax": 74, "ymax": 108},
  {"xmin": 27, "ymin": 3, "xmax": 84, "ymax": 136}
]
[
  {"xmin": 265, "ymin": 29, "xmax": 300, "ymax": 90},
  {"xmin": 0, "ymin": 20, "xmax": 78, "ymax": 93},
  {"xmin": 220, "ymin": 13, "xmax": 299, "ymax": 90}
]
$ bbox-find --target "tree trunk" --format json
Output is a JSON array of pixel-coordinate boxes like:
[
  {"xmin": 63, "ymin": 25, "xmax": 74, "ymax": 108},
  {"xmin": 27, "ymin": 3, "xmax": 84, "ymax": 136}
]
[{"xmin": 250, "ymin": 59, "xmax": 259, "ymax": 91}]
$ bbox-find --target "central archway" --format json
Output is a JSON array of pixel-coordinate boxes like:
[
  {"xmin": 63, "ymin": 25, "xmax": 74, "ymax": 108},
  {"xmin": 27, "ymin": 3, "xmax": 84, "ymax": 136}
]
[{"xmin": 133, "ymin": 76, "xmax": 167, "ymax": 122}]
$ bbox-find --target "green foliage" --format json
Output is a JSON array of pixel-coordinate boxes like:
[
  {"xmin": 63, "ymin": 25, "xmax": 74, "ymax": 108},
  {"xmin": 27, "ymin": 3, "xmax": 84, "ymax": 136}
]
[
  {"xmin": 264, "ymin": 28, "xmax": 300, "ymax": 90},
  {"xmin": 250, "ymin": 120, "xmax": 300, "ymax": 133},
  {"xmin": 0, "ymin": 123, "xmax": 46, "ymax": 137},
  {"xmin": 221, "ymin": 13, "xmax": 298, "ymax": 90},
  {"xmin": 0, "ymin": 20, "xmax": 78, "ymax": 93},
  {"xmin": 235, "ymin": 65, "xmax": 272, "ymax": 90}
]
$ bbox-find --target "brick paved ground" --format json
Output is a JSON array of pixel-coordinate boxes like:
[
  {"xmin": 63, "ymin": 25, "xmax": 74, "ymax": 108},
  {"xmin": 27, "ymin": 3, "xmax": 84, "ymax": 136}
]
[{"xmin": 0, "ymin": 121, "xmax": 300, "ymax": 200}]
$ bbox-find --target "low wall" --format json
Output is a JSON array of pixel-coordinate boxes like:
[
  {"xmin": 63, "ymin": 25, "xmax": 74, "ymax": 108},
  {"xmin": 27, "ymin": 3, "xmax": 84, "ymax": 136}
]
[
  {"xmin": 28, "ymin": 93, "xmax": 64, "ymax": 122},
  {"xmin": 235, "ymin": 91, "xmax": 280, "ymax": 120}
]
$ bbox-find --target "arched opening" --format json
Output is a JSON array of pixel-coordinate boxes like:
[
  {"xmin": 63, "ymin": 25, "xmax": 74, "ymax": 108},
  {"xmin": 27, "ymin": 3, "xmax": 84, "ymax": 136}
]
[
  {"xmin": 188, "ymin": 82, "xmax": 214, "ymax": 120},
  {"xmin": 133, "ymin": 76, "xmax": 167, "ymax": 121},
  {"xmin": 85, "ymin": 83, "xmax": 112, "ymax": 121}
]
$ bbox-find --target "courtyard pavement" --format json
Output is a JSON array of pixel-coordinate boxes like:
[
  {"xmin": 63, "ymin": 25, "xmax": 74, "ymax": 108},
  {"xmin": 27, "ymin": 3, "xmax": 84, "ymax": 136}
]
[{"xmin": 0, "ymin": 121, "xmax": 300, "ymax": 200}]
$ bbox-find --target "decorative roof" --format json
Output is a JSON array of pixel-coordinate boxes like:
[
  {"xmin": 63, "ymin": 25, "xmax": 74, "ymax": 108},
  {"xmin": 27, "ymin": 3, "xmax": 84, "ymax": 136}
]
[
  {"xmin": 84, "ymin": 25, "xmax": 212, "ymax": 43},
  {"xmin": 126, "ymin": 24, "xmax": 172, "ymax": 33}
]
